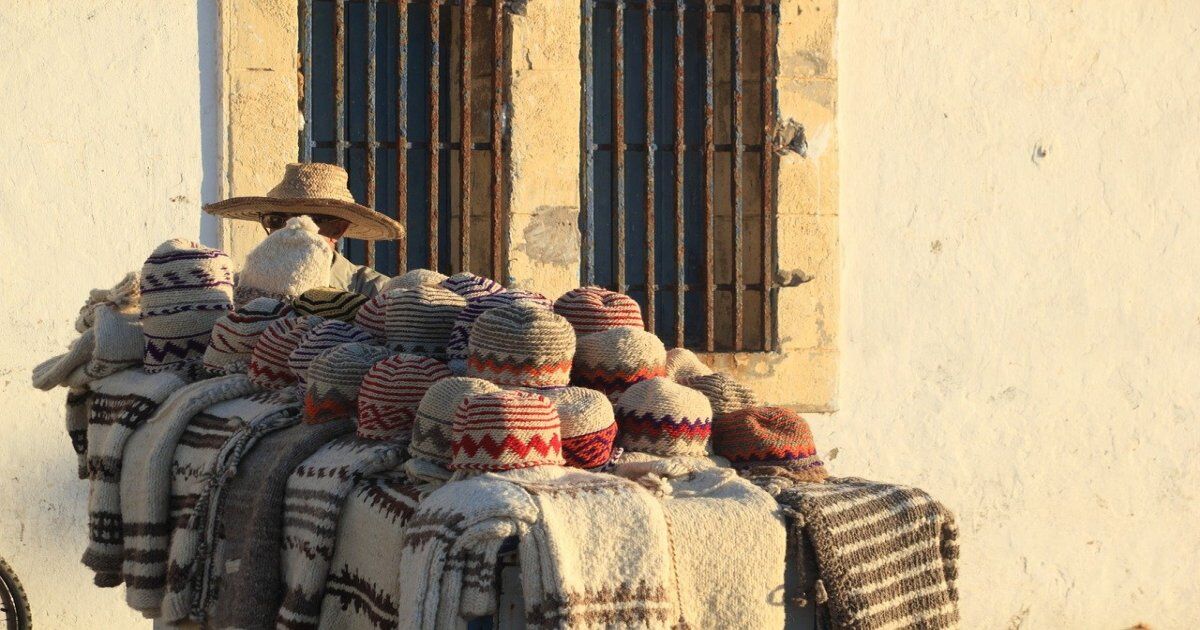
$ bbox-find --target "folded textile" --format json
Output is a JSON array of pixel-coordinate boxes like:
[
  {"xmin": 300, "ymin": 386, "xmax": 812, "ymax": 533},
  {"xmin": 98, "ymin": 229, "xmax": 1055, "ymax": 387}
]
[
  {"xmin": 66, "ymin": 385, "xmax": 91, "ymax": 479},
  {"xmin": 158, "ymin": 393, "xmax": 305, "ymax": 623},
  {"xmin": 771, "ymin": 477, "xmax": 960, "ymax": 630},
  {"xmin": 317, "ymin": 475, "xmax": 424, "ymax": 630},
  {"xmin": 276, "ymin": 434, "xmax": 406, "ymax": 629},
  {"xmin": 117, "ymin": 375, "xmax": 293, "ymax": 615},
  {"xmin": 397, "ymin": 467, "xmax": 683, "ymax": 630},
  {"xmin": 81, "ymin": 368, "xmax": 187, "ymax": 586},
  {"xmin": 207, "ymin": 419, "xmax": 355, "ymax": 630}
]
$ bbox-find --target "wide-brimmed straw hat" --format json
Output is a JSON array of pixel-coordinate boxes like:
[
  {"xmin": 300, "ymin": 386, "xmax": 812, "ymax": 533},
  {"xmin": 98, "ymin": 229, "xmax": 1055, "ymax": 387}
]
[{"xmin": 203, "ymin": 162, "xmax": 404, "ymax": 241}]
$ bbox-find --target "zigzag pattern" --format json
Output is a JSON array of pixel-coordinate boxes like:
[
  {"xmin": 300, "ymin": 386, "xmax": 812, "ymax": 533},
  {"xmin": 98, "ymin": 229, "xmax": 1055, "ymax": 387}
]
[
  {"xmin": 453, "ymin": 432, "xmax": 563, "ymax": 460},
  {"xmin": 571, "ymin": 364, "xmax": 666, "ymax": 396},
  {"xmin": 144, "ymin": 338, "xmax": 210, "ymax": 370},
  {"xmin": 617, "ymin": 410, "xmax": 712, "ymax": 439},
  {"xmin": 562, "ymin": 422, "xmax": 618, "ymax": 468},
  {"xmin": 305, "ymin": 388, "xmax": 356, "ymax": 424},
  {"xmin": 466, "ymin": 354, "xmax": 572, "ymax": 383}
]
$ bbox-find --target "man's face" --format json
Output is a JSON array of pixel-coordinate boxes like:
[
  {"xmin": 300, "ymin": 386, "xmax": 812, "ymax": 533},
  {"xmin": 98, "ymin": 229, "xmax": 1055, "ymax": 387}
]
[{"xmin": 260, "ymin": 212, "xmax": 350, "ymax": 246}]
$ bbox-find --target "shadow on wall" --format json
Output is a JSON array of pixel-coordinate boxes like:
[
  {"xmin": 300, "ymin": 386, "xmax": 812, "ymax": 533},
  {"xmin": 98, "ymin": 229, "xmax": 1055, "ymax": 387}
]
[{"xmin": 197, "ymin": 0, "xmax": 221, "ymax": 248}]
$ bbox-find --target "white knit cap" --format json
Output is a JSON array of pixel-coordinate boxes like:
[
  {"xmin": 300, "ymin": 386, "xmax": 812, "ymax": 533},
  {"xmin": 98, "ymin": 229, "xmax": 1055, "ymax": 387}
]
[
  {"xmin": 383, "ymin": 268, "xmax": 449, "ymax": 291},
  {"xmin": 665, "ymin": 347, "xmax": 713, "ymax": 382},
  {"xmin": 235, "ymin": 216, "xmax": 332, "ymax": 304}
]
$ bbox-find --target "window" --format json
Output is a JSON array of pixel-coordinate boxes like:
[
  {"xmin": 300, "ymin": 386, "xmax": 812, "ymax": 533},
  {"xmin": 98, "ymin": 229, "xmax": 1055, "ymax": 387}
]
[
  {"xmin": 581, "ymin": 0, "xmax": 779, "ymax": 352},
  {"xmin": 298, "ymin": 0, "xmax": 511, "ymax": 277}
]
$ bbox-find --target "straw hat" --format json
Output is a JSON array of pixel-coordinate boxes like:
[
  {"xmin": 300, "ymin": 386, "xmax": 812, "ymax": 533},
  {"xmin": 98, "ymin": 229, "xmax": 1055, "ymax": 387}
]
[{"xmin": 203, "ymin": 162, "xmax": 404, "ymax": 241}]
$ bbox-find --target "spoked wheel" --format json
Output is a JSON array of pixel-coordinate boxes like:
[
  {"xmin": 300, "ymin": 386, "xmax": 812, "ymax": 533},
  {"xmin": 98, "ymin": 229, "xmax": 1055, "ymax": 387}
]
[{"xmin": 0, "ymin": 556, "xmax": 30, "ymax": 630}]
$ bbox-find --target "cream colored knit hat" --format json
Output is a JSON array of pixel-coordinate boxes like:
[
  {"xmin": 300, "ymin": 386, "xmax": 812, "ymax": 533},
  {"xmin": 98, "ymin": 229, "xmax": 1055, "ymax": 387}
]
[
  {"xmin": 571, "ymin": 327, "xmax": 667, "ymax": 400},
  {"xmin": 235, "ymin": 216, "xmax": 332, "ymax": 305},
  {"xmin": 409, "ymin": 377, "xmax": 501, "ymax": 465},
  {"xmin": 682, "ymin": 373, "xmax": 759, "ymax": 418},
  {"xmin": 353, "ymin": 286, "xmax": 466, "ymax": 357},
  {"xmin": 535, "ymin": 387, "xmax": 617, "ymax": 469},
  {"xmin": 139, "ymin": 239, "xmax": 235, "ymax": 373},
  {"xmin": 467, "ymin": 302, "xmax": 576, "ymax": 387},
  {"xmin": 383, "ymin": 268, "xmax": 448, "ymax": 291},
  {"xmin": 615, "ymin": 376, "xmax": 713, "ymax": 457},
  {"xmin": 665, "ymin": 347, "xmax": 713, "ymax": 382}
]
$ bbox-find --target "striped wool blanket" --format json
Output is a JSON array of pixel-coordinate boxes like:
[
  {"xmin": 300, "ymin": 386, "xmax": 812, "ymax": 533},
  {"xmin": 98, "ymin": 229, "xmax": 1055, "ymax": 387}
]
[{"xmin": 772, "ymin": 477, "xmax": 960, "ymax": 630}]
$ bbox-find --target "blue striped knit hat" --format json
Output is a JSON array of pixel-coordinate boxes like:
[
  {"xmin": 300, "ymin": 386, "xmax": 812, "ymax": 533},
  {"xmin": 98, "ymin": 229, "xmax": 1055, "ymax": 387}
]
[
  {"xmin": 287, "ymin": 320, "xmax": 375, "ymax": 394},
  {"xmin": 139, "ymin": 239, "xmax": 235, "ymax": 373}
]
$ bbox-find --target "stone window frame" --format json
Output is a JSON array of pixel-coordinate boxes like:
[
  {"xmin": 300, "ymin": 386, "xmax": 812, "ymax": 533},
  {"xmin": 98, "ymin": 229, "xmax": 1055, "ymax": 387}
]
[{"xmin": 216, "ymin": 0, "xmax": 837, "ymax": 409}]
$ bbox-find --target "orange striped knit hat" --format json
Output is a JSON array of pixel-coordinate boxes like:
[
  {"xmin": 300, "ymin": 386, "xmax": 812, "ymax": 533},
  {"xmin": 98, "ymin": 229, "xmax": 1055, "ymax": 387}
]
[
  {"xmin": 248, "ymin": 315, "xmax": 322, "ymax": 389},
  {"xmin": 451, "ymin": 390, "xmax": 565, "ymax": 471},
  {"xmin": 357, "ymin": 354, "xmax": 453, "ymax": 441},
  {"xmin": 203, "ymin": 297, "xmax": 294, "ymax": 374},
  {"xmin": 467, "ymin": 302, "xmax": 576, "ymax": 387},
  {"xmin": 553, "ymin": 286, "xmax": 645, "ymax": 336},
  {"xmin": 571, "ymin": 327, "xmax": 667, "ymax": 400},
  {"xmin": 304, "ymin": 342, "xmax": 395, "ymax": 424},
  {"xmin": 712, "ymin": 406, "xmax": 827, "ymax": 481}
]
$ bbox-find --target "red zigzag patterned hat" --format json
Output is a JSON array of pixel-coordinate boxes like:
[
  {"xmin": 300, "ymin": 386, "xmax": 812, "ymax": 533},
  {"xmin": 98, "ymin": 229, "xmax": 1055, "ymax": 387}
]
[{"xmin": 451, "ymin": 390, "xmax": 565, "ymax": 472}]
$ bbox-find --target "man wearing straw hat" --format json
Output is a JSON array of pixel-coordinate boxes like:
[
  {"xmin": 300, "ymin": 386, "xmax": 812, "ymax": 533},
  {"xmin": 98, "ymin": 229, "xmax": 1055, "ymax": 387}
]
[{"xmin": 204, "ymin": 162, "xmax": 404, "ymax": 297}]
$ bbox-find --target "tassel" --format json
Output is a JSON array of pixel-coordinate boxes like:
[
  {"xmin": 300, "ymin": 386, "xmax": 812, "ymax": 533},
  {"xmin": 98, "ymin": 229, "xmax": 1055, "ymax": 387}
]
[{"xmin": 813, "ymin": 579, "xmax": 828, "ymax": 604}]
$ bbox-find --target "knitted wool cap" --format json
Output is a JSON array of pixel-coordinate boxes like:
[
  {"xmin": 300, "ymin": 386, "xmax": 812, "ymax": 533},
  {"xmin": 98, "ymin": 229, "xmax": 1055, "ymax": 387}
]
[
  {"xmin": 248, "ymin": 316, "xmax": 320, "ymax": 389},
  {"xmin": 439, "ymin": 272, "xmax": 505, "ymax": 301},
  {"xmin": 571, "ymin": 327, "xmax": 667, "ymax": 400},
  {"xmin": 682, "ymin": 373, "xmax": 759, "ymax": 418},
  {"xmin": 537, "ymin": 387, "xmax": 617, "ymax": 469},
  {"xmin": 467, "ymin": 303, "xmax": 576, "ymax": 387},
  {"xmin": 451, "ymin": 390, "xmax": 565, "ymax": 472},
  {"xmin": 357, "ymin": 354, "xmax": 453, "ymax": 441},
  {"xmin": 409, "ymin": 377, "xmax": 501, "ymax": 465},
  {"xmin": 203, "ymin": 297, "xmax": 294, "ymax": 374},
  {"xmin": 447, "ymin": 289, "xmax": 552, "ymax": 364},
  {"xmin": 383, "ymin": 268, "xmax": 448, "ymax": 291},
  {"xmin": 287, "ymin": 320, "xmax": 375, "ymax": 392},
  {"xmin": 615, "ymin": 377, "xmax": 713, "ymax": 457},
  {"xmin": 712, "ymin": 406, "xmax": 827, "ymax": 481},
  {"xmin": 293, "ymin": 287, "xmax": 369, "ymax": 322},
  {"xmin": 234, "ymin": 216, "xmax": 332, "ymax": 305},
  {"xmin": 85, "ymin": 304, "xmax": 145, "ymax": 379},
  {"xmin": 553, "ymin": 286, "xmax": 645, "ymax": 336},
  {"xmin": 665, "ymin": 347, "xmax": 713, "ymax": 382},
  {"xmin": 139, "ymin": 239, "xmax": 235, "ymax": 373},
  {"xmin": 304, "ymin": 342, "xmax": 395, "ymax": 424}
]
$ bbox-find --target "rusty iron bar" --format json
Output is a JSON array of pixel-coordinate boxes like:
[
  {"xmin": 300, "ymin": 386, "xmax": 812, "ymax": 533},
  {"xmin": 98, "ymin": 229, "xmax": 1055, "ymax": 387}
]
[
  {"xmin": 301, "ymin": 0, "xmax": 314, "ymax": 162},
  {"xmin": 643, "ymin": 0, "xmax": 656, "ymax": 333},
  {"xmin": 672, "ymin": 0, "xmax": 685, "ymax": 348},
  {"xmin": 490, "ymin": 0, "xmax": 505, "ymax": 279},
  {"xmin": 702, "ymin": 0, "xmax": 715, "ymax": 351},
  {"xmin": 335, "ymin": 0, "xmax": 347, "ymax": 168},
  {"xmin": 396, "ymin": 0, "xmax": 410, "ymax": 272},
  {"xmin": 314, "ymin": 139, "xmax": 488, "ymax": 149},
  {"xmin": 731, "ymin": 0, "xmax": 744, "ymax": 350},
  {"xmin": 428, "ymin": 0, "xmax": 442, "ymax": 269},
  {"xmin": 365, "ymin": 0, "xmax": 379, "ymax": 268},
  {"xmin": 613, "ymin": 0, "xmax": 627, "ymax": 294},
  {"xmin": 580, "ymin": 0, "xmax": 596, "ymax": 284},
  {"xmin": 761, "ymin": 0, "xmax": 776, "ymax": 351},
  {"xmin": 460, "ymin": 0, "xmax": 474, "ymax": 273}
]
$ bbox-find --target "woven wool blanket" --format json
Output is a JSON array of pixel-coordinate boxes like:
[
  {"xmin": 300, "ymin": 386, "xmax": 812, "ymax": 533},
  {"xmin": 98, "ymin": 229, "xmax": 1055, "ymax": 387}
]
[
  {"xmin": 317, "ymin": 475, "xmax": 424, "ymax": 630},
  {"xmin": 117, "ymin": 375, "xmax": 296, "ymax": 616},
  {"xmin": 275, "ymin": 435, "xmax": 406, "ymax": 630},
  {"xmin": 158, "ymin": 396, "xmax": 306, "ymax": 624},
  {"xmin": 207, "ymin": 419, "xmax": 355, "ymax": 630},
  {"xmin": 81, "ymin": 368, "xmax": 187, "ymax": 586},
  {"xmin": 397, "ymin": 467, "xmax": 682, "ymax": 630},
  {"xmin": 66, "ymin": 384, "xmax": 91, "ymax": 479},
  {"xmin": 772, "ymin": 477, "xmax": 961, "ymax": 630}
]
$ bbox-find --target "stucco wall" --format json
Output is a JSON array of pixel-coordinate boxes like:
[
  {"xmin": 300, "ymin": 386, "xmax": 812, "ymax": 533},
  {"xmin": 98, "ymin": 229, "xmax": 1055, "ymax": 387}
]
[
  {"xmin": 827, "ymin": 1, "xmax": 1200, "ymax": 627},
  {"xmin": 0, "ymin": 2, "xmax": 215, "ymax": 627}
]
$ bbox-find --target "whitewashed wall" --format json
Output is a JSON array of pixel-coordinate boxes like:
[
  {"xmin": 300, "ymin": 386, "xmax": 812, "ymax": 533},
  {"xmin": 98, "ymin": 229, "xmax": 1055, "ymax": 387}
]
[
  {"xmin": 0, "ymin": 2, "xmax": 218, "ymax": 627},
  {"xmin": 828, "ymin": 1, "xmax": 1200, "ymax": 627}
]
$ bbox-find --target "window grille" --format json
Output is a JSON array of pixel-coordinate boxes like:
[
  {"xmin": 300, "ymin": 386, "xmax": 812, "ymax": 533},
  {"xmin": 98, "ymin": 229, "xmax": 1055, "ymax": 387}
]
[
  {"xmin": 581, "ymin": 0, "xmax": 779, "ymax": 352},
  {"xmin": 299, "ymin": 0, "xmax": 511, "ymax": 277}
]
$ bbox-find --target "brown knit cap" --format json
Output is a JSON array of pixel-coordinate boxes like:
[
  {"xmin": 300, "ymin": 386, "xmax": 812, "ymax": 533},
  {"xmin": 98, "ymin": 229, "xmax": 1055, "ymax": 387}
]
[{"xmin": 712, "ymin": 406, "xmax": 827, "ymax": 482}]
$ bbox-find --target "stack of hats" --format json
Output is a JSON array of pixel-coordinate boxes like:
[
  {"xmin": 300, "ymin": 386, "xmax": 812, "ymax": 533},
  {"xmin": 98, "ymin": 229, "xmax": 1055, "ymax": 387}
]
[
  {"xmin": 665, "ymin": 347, "xmax": 713, "ymax": 383},
  {"xmin": 203, "ymin": 297, "xmax": 294, "ymax": 374},
  {"xmin": 446, "ymin": 289, "xmax": 551, "ymax": 372},
  {"xmin": 450, "ymin": 390, "xmax": 565, "ymax": 472},
  {"xmin": 287, "ymin": 320, "xmax": 375, "ymax": 393},
  {"xmin": 293, "ymin": 287, "xmax": 369, "ymax": 322},
  {"xmin": 466, "ymin": 303, "xmax": 576, "ymax": 387},
  {"xmin": 614, "ymin": 377, "xmax": 713, "ymax": 458},
  {"xmin": 248, "ymin": 316, "xmax": 320, "ymax": 390},
  {"xmin": 536, "ymin": 387, "xmax": 618, "ymax": 469},
  {"xmin": 356, "ymin": 354, "xmax": 452, "ymax": 441},
  {"xmin": 409, "ymin": 377, "xmax": 501, "ymax": 467},
  {"xmin": 439, "ymin": 272, "xmax": 504, "ymax": 301},
  {"xmin": 383, "ymin": 268, "xmax": 448, "ymax": 291},
  {"xmin": 234, "ymin": 216, "xmax": 331, "ymax": 305},
  {"xmin": 139, "ymin": 239, "xmax": 235, "ymax": 373},
  {"xmin": 571, "ymin": 328, "xmax": 667, "ymax": 400},
  {"xmin": 553, "ymin": 286, "xmax": 645, "ymax": 335},
  {"xmin": 304, "ymin": 342, "xmax": 395, "ymax": 423},
  {"xmin": 712, "ymin": 406, "xmax": 827, "ymax": 482},
  {"xmin": 682, "ymin": 373, "xmax": 759, "ymax": 419}
]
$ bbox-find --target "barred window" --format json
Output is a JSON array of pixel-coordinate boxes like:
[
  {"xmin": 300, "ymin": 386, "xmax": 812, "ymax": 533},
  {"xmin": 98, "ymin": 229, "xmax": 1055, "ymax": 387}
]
[
  {"xmin": 299, "ymin": 0, "xmax": 511, "ymax": 277},
  {"xmin": 581, "ymin": 0, "xmax": 779, "ymax": 352}
]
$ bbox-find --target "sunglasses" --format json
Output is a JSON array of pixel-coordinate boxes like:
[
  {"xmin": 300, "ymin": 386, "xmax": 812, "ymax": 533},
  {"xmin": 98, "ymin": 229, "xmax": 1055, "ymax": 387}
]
[{"xmin": 260, "ymin": 213, "xmax": 351, "ymax": 238}]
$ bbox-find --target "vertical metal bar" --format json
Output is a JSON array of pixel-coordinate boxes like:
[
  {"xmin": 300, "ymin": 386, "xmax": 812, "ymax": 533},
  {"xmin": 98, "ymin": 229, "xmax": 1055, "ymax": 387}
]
[
  {"xmin": 580, "ymin": 0, "xmax": 596, "ymax": 285},
  {"xmin": 365, "ymin": 0, "xmax": 379, "ymax": 269},
  {"xmin": 643, "ymin": 0, "xmax": 656, "ymax": 333},
  {"xmin": 760, "ymin": 0, "xmax": 776, "ymax": 351},
  {"xmin": 731, "ymin": 0, "xmax": 744, "ymax": 350},
  {"xmin": 672, "ymin": 0, "xmax": 685, "ymax": 348},
  {"xmin": 335, "ymin": 0, "xmax": 347, "ymax": 168},
  {"xmin": 702, "ymin": 0, "xmax": 716, "ymax": 351},
  {"xmin": 396, "ymin": 0, "xmax": 410, "ymax": 272},
  {"xmin": 460, "ymin": 0, "xmax": 474, "ymax": 272},
  {"xmin": 301, "ymin": 0, "xmax": 314, "ymax": 162},
  {"xmin": 429, "ymin": 0, "xmax": 442, "ymax": 269},
  {"xmin": 613, "ymin": 0, "xmax": 627, "ymax": 294},
  {"xmin": 490, "ymin": 0, "xmax": 504, "ymax": 279}
]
